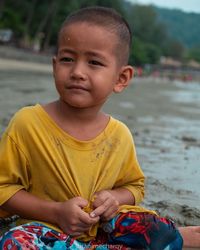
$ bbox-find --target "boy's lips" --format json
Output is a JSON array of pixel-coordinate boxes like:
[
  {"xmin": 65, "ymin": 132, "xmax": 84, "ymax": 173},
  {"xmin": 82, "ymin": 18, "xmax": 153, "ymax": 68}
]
[{"xmin": 66, "ymin": 84, "xmax": 89, "ymax": 91}]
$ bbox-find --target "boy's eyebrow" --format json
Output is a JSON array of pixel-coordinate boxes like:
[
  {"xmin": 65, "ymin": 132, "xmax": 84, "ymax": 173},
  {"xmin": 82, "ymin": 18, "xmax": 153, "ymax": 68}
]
[
  {"xmin": 59, "ymin": 48, "xmax": 76, "ymax": 55},
  {"xmin": 85, "ymin": 51, "xmax": 108, "ymax": 61},
  {"xmin": 59, "ymin": 48, "xmax": 109, "ymax": 61}
]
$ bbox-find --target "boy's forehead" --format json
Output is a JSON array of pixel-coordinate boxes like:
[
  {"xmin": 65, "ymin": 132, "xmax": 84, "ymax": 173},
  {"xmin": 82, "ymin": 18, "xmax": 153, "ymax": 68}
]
[{"xmin": 59, "ymin": 22, "xmax": 118, "ymax": 45}]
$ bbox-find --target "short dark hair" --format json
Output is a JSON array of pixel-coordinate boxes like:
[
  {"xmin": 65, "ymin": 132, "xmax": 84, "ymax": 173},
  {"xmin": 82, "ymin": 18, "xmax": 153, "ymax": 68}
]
[{"xmin": 58, "ymin": 6, "xmax": 132, "ymax": 65}]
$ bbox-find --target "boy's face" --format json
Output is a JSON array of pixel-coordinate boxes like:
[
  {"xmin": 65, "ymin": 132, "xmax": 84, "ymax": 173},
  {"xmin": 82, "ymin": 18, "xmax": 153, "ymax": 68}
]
[{"xmin": 53, "ymin": 22, "xmax": 132, "ymax": 109}]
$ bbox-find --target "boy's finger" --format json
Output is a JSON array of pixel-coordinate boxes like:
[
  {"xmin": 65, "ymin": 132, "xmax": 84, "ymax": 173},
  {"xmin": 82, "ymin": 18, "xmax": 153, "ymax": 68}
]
[
  {"xmin": 79, "ymin": 210, "xmax": 99, "ymax": 225},
  {"xmin": 75, "ymin": 197, "xmax": 89, "ymax": 208},
  {"xmin": 90, "ymin": 199, "xmax": 110, "ymax": 218},
  {"xmin": 99, "ymin": 206, "xmax": 117, "ymax": 220}
]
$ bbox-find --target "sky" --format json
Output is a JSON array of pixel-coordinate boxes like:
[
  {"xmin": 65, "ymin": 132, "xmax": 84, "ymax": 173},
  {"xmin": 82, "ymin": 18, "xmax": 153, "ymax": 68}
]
[{"xmin": 128, "ymin": 0, "xmax": 200, "ymax": 13}]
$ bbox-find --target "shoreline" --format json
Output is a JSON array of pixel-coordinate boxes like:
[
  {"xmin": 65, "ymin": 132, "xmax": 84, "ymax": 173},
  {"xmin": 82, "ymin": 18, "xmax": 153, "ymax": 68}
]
[{"xmin": 0, "ymin": 58, "xmax": 52, "ymax": 73}]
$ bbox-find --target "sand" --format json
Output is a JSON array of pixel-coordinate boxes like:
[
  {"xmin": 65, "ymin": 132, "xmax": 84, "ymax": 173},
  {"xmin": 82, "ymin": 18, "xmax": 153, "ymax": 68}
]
[
  {"xmin": 0, "ymin": 52, "xmax": 200, "ymax": 248},
  {"xmin": 105, "ymin": 77, "xmax": 200, "ymax": 226}
]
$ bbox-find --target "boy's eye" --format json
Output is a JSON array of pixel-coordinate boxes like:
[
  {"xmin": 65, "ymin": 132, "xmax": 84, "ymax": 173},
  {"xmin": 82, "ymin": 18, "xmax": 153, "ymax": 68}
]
[
  {"xmin": 60, "ymin": 57, "xmax": 74, "ymax": 62},
  {"xmin": 89, "ymin": 60, "xmax": 103, "ymax": 66}
]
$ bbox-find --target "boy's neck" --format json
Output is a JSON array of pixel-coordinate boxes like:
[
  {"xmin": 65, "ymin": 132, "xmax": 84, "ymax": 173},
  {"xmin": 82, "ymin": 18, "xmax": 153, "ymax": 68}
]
[{"xmin": 43, "ymin": 100, "xmax": 110, "ymax": 141}]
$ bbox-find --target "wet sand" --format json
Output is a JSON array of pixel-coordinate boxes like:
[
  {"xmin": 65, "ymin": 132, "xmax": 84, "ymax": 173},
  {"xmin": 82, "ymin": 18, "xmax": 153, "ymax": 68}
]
[
  {"xmin": 104, "ymin": 77, "xmax": 200, "ymax": 227},
  {"xmin": 0, "ymin": 54, "xmax": 200, "ymax": 248}
]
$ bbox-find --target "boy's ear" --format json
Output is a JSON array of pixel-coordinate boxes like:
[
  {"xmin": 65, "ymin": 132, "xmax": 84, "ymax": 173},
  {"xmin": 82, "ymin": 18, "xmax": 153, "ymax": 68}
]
[{"xmin": 113, "ymin": 65, "xmax": 134, "ymax": 93}]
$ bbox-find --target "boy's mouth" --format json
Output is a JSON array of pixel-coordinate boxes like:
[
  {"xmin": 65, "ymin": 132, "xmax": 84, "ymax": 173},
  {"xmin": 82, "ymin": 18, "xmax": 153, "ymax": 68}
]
[{"xmin": 67, "ymin": 84, "xmax": 89, "ymax": 91}]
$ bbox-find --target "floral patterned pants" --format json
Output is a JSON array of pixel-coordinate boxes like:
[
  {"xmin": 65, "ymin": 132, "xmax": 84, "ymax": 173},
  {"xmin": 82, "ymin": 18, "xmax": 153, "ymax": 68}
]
[{"xmin": 0, "ymin": 212, "xmax": 183, "ymax": 250}]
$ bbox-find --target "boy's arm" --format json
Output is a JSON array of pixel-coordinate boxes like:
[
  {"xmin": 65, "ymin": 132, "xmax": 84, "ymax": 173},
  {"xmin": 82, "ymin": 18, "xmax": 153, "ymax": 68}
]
[
  {"xmin": 90, "ymin": 187, "xmax": 135, "ymax": 221},
  {"xmin": 1, "ymin": 189, "xmax": 59, "ymax": 224},
  {"xmin": 1, "ymin": 189, "xmax": 99, "ymax": 236},
  {"xmin": 113, "ymin": 148, "xmax": 145, "ymax": 205},
  {"xmin": 109, "ymin": 187, "xmax": 135, "ymax": 205}
]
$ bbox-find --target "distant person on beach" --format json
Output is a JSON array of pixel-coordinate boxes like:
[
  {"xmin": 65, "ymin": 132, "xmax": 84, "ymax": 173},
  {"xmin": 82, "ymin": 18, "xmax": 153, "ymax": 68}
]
[{"xmin": 0, "ymin": 6, "xmax": 199, "ymax": 249}]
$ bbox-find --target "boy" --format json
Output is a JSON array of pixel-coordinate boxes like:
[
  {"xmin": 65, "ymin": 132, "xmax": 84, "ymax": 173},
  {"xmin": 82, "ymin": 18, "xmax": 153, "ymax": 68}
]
[{"xmin": 0, "ymin": 6, "xmax": 199, "ymax": 249}]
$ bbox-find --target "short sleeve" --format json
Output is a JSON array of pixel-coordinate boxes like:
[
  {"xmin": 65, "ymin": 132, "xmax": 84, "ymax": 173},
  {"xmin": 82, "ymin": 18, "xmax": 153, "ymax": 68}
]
[
  {"xmin": 0, "ymin": 131, "xmax": 30, "ymax": 206},
  {"xmin": 114, "ymin": 133, "xmax": 145, "ymax": 205}
]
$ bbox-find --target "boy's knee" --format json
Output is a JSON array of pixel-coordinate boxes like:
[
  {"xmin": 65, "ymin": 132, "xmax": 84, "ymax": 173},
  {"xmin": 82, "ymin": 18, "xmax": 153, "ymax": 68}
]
[
  {"xmin": 149, "ymin": 224, "xmax": 183, "ymax": 250},
  {"xmin": 111, "ymin": 213, "xmax": 183, "ymax": 250},
  {"xmin": 0, "ymin": 225, "xmax": 37, "ymax": 249},
  {"xmin": 0, "ymin": 230, "xmax": 19, "ymax": 249}
]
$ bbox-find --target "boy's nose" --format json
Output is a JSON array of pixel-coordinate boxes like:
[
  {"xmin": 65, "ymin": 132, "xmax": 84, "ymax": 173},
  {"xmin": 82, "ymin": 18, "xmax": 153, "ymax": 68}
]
[{"xmin": 70, "ymin": 62, "xmax": 87, "ymax": 80}]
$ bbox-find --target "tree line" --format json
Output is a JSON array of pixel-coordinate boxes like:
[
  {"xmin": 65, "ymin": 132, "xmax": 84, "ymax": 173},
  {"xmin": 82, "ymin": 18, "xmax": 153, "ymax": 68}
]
[{"xmin": 0, "ymin": 0, "xmax": 199, "ymax": 66}]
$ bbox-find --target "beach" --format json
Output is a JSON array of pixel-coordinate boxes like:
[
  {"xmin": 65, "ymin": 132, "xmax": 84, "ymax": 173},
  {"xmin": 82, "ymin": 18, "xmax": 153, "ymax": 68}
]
[
  {"xmin": 105, "ymin": 77, "xmax": 200, "ymax": 227},
  {"xmin": 0, "ymin": 51, "xmax": 200, "ymax": 248}
]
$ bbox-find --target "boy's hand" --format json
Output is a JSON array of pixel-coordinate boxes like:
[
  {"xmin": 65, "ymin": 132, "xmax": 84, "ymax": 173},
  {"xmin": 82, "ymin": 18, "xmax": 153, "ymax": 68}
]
[
  {"xmin": 90, "ymin": 190, "xmax": 119, "ymax": 221},
  {"xmin": 55, "ymin": 197, "xmax": 99, "ymax": 236}
]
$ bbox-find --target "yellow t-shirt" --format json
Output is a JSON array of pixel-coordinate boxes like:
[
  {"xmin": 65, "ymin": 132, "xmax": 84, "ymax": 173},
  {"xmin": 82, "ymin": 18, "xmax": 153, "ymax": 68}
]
[{"xmin": 0, "ymin": 104, "xmax": 155, "ymax": 241}]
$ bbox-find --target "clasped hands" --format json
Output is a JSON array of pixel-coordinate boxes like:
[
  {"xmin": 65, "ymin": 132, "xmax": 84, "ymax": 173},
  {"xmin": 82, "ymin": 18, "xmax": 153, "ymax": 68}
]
[{"xmin": 55, "ymin": 190, "xmax": 119, "ymax": 236}]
